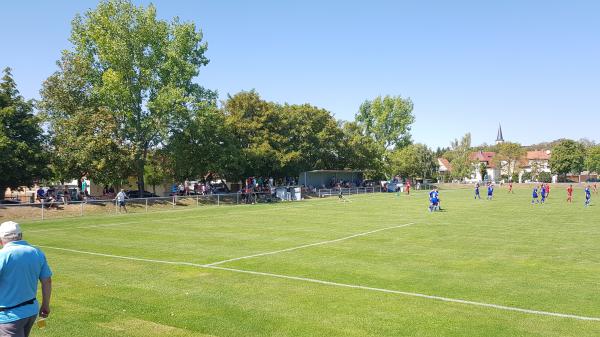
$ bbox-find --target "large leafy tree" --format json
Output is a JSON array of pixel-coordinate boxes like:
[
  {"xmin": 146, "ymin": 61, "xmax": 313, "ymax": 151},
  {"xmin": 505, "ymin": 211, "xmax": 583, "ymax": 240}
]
[
  {"xmin": 40, "ymin": 0, "xmax": 215, "ymax": 193},
  {"xmin": 338, "ymin": 121, "xmax": 384, "ymax": 179},
  {"xmin": 445, "ymin": 133, "xmax": 473, "ymax": 180},
  {"xmin": 549, "ymin": 139, "xmax": 585, "ymax": 177},
  {"xmin": 356, "ymin": 95, "xmax": 415, "ymax": 150},
  {"xmin": 494, "ymin": 142, "xmax": 525, "ymax": 178},
  {"xmin": 223, "ymin": 90, "xmax": 281, "ymax": 178},
  {"xmin": 167, "ymin": 106, "xmax": 241, "ymax": 181},
  {"xmin": 278, "ymin": 103, "xmax": 344, "ymax": 175},
  {"xmin": 0, "ymin": 68, "xmax": 48, "ymax": 198},
  {"xmin": 387, "ymin": 143, "xmax": 437, "ymax": 179},
  {"xmin": 584, "ymin": 145, "xmax": 600, "ymax": 174},
  {"xmin": 223, "ymin": 90, "xmax": 345, "ymax": 179}
]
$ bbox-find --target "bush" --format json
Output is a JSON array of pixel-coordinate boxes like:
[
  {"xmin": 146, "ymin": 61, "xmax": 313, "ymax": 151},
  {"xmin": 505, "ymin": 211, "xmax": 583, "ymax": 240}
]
[
  {"xmin": 538, "ymin": 172, "xmax": 552, "ymax": 183},
  {"xmin": 521, "ymin": 172, "xmax": 532, "ymax": 182},
  {"xmin": 511, "ymin": 173, "xmax": 519, "ymax": 183}
]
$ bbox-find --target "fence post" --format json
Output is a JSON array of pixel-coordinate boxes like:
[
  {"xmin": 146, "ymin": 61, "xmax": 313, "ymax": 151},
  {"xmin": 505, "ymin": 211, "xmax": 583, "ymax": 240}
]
[
  {"xmin": 41, "ymin": 200, "xmax": 44, "ymax": 221},
  {"xmin": 80, "ymin": 202, "xmax": 83, "ymax": 217},
  {"xmin": 236, "ymin": 193, "xmax": 239, "ymax": 204},
  {"xmin": 145, "ymin": 198, "xmax": 148, "ymax": 212},
  {"xmin": 172, "ymin": 195, "xmax": 175, "ymax": 209},
  {"xmin": 115, "ymin": 199, "xmax": 118, "ymax": 214},
  {"xmin": 196, "ymin": 195, "xmax": 199, "ymax": 207},
  {"xmin": 217, "ymin": 194, "xmax": 220, "ymax": 206}
]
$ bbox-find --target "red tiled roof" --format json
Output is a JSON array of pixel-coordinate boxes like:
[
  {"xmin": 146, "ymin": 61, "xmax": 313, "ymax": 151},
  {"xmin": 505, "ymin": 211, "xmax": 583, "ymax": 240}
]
[
  {"xmin": 438, "ymin": 158, "xmax": 452, "ymax": 172},
  {"xmin": 527, "ymin": 150, "xmax": 550, "ymax": 160},
  {"xmin": 470, "ymin": 151, "xmax": 497, "ymax": 168}
]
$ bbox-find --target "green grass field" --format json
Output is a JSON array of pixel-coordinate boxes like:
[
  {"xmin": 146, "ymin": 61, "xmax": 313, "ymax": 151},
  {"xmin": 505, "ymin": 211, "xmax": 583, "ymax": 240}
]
[{"xmin": 18, "ymin": 186, "xmax": 600, "ymax": 336}]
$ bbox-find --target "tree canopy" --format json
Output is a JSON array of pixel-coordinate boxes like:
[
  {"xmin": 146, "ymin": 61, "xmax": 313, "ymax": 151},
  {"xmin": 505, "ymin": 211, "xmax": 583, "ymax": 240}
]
[
  {"xmin": 40, "ymin": 0, "xmax": 215, "ymax": 193},
  {"xmin": 445, "ymin": 133, "xmax": 473, "ymax": 180},
  {"xmin": 584, "ymin": 145, "xmax": 600, "ymax": 174},
  {"xmin": 387, "ymin": 143, "xmax": 436, "ymax": 179},
  {"xmin": 0, "ymin": 68, "xmax": 48, "ymax": 198},
  {"xmin": 494, "ymin": 142, "xmax": 525, "ymax": 178},
  {"xmin": 549, "ymin": 139, "xmax": 586, "ymax": 176},
  {"xmin": 356, "ymin": 95, "xmax": 414, "ymax": 150}
]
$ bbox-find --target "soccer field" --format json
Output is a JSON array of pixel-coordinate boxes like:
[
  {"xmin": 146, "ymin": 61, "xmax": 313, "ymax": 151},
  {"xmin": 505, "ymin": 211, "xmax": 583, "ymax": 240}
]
[{"xmin": 20, "ymin": 186, "xmax": 600, "ymax": 337}]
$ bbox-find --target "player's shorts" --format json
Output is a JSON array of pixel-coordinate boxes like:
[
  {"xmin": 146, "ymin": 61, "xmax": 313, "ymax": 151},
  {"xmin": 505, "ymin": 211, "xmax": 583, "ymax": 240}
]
[{"xmin": 119, "ymin": 201, "xmax": 125, "ymax": 206}]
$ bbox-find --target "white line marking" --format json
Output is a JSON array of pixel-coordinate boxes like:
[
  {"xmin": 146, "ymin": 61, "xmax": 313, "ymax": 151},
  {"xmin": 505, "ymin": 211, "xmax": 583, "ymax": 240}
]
[
  {"xmin": 36, "ymin": 245, "xmax": 600, "ymax": 321},
  {"xmin": 204, "ymin": 223, "xmax": 415, "ymax": 266},
  {"xmin": 206, "ymin": 265, "xmax": 600, "ymax": 322},
  {"xmin": 37, "ymin": 245, "xmax": 206, "ymax": 268}
]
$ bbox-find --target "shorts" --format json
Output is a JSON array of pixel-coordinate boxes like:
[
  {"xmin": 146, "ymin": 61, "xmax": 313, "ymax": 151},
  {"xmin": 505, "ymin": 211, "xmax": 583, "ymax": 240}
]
[
  {"xmin": 0, "ymin": 315, "xmax": 37, "ymax": 337},
  {"xmin": 119, "ymin": 201, "xmax": 126, "ymax": 206}
]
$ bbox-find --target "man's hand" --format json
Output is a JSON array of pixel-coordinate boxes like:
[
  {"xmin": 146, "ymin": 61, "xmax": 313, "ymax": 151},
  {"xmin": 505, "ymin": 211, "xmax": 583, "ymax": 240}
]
[
  {"xmin": 39, "ymin": 304, "xmax": 50, "ymax": 318},
  {"xmin": 40, "ymin": 277, "xmax": 52, "ymax": 318}
]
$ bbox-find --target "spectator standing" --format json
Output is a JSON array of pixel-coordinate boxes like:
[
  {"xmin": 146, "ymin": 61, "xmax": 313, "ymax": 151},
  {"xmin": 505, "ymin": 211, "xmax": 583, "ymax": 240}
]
[
  {"xmin": 0, "ymin": 221, "xmax": 52, "ymax": 337},
  {"xmin": 115, "ymin": 189, "xmax": 128, "ymax": 213}
]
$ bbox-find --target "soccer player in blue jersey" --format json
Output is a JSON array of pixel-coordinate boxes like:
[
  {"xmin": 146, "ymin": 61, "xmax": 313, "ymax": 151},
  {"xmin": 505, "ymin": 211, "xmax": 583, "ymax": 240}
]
[
  {"xmin": 585, "ymin": 185, "xmax": 591, "ymax": 207},
  {"xmin": 486, "ymin": 183, "xmax": 494, "ymax": 200},
  {"xmin": 429, "ymin": 187, "xmax": 440, "ymax": 211},
  {"xmin": 474, "ymin": 183, "xmax": 481, "ymax": 199},
  {"xmin": 540, "ymin": 183, "xmax": 547, "ymax": 204},
  {"xmin": 429, "ymin": 189, "xmax": 439, "ymax": 212},
  {"xmin": 532, "ymin": 185, "xmax": 539, "ymax": 204}
]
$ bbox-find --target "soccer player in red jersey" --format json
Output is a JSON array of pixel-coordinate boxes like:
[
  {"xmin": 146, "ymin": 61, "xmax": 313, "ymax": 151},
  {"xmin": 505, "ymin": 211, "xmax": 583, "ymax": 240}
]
[
  {"xmin": 567, "ymin": 184, "xmax": 573, "ymax": 203},
  {"xmin": 508, "ymin": 181, "xmax": 513, "ymax": 193},
  {"xmin": 545, "ymin": 184, "xmax": 550, "ymax": 198},
  {"xmin": 405, "ymin": 180, "xmax": 411, "ymax": 195}
]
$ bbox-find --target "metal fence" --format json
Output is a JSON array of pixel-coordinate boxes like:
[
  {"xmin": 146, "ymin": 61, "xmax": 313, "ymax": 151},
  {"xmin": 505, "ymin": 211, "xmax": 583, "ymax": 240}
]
[
  {"xmin": 0, "ymin": 192, "xmax": 282, "ymax": 222},
  {"xmin": 317, "ymin": 186, "xmax": 382, "ymax": 198}
]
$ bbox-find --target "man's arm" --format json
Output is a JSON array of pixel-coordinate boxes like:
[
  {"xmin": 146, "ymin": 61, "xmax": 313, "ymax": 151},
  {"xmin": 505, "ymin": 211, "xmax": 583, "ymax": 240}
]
[{"xmin": 39, "ymin": 277, "xmax": 52, "ymax": 318}]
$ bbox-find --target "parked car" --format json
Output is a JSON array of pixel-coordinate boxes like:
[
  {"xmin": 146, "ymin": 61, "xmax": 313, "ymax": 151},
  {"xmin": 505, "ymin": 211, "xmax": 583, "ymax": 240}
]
[{"xmin": 125, "ymin": 190, "xmax": 159, "ymax": 198}]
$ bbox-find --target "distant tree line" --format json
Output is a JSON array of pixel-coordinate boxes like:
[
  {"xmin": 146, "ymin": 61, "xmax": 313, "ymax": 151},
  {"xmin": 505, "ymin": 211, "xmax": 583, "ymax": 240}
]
[{"xmin": 438, "ymin": 133, "xmax": 599, "ymax": 182}]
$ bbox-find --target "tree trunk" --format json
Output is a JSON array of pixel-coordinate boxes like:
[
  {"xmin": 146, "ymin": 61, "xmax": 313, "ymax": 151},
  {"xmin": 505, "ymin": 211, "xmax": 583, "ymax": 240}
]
[{"xmin": 137, "ymin": 157, "xmax": 145, "ymax": 196}]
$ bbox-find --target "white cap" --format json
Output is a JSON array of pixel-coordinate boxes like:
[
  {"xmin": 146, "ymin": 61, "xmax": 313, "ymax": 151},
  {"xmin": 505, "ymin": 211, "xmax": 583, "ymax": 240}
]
[{"xmin": 0, "ymin": 221, "xmax": 22, "ymax": 236}]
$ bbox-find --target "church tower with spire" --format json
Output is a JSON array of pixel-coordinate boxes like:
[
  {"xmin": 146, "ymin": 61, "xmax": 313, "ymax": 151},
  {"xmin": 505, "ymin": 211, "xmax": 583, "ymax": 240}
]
[{"xmin": 496, "ymin": 124, "xmax": 504, "ymax": 144}]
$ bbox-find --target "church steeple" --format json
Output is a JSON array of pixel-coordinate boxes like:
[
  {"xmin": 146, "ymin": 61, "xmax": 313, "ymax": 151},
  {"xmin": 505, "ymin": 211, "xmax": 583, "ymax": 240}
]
[{"xmin": 496, "ymin": 123, "xmax": 504, "ymax": 144}]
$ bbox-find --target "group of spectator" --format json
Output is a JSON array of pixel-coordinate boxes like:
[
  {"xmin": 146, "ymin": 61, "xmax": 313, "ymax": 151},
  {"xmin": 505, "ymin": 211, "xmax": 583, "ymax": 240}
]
[
  {"xmin": 35, "ymin": 186, "xmax": 72, "ymax": 209},
  {"xmin": 172, "ymin": 180, "xmax": 225, "ymax": 196}
]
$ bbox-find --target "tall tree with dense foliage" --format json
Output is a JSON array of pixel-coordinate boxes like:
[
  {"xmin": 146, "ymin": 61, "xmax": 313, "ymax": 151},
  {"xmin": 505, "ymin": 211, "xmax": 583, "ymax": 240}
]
[
  {"xmin": 167, "ymin": 106, "xmax": 241, "ymax": 181},
  {"xmin": 223, "ymin": 90, "xmax": 282, "ymax": 178},
  {"xmin": 387, "ymin": 143, "xmax": 436, "ymax": 179},
  {"xmin": 338, "ymin": 121, "xmax": 385, "ymax": 178},
  {"xmin": 0, "ymin": 68, "xmax": 48, "ymax": 198},
  {"xmin": 223, "ymin": 90, "xmax": 346, "ymax": 178},
  {"xmin": 445, "ymin": 133, "xmax": 473, "ymax": 180},
  {"xmin": 584, "ymin": 145, "xmax": 600, "ymax": 174},
  {"xmin": 494, "ymin": 142, "xmax": 525, "ymax": 178},
  {"xmin": 356, "ymin": 95, "xmax": 415, "ymax": 150},
  {"xmin": 549, "ymin": 139, "xmax": 585, "ymax": 177},
  {"xmin": 40, "ymin": 0, "xmax": 215, "ymax": 193}
]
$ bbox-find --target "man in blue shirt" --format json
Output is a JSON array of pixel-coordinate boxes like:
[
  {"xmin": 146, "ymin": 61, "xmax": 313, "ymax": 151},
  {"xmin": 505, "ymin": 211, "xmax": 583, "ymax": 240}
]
[
  {"xmin": 486, "ymin": 183, "xmax": 494, "ymax": 200},
  {"xmin": 0, "ymin": 221, "xmax": 52, "ymax": 337},
  {"xmin": 585, "ymin": 185, "xmax": 591, "ymax": 207},
  {"xmin": 540, "ymin": 183, "xmax": 547, "ymax": 204},
  {"xmin": 474, "ymin": 183, "xmax": 481, "ymax": 199},
  {"xmin": 532, "ymin": 186, "xmax": 539, "ymax": 204}
]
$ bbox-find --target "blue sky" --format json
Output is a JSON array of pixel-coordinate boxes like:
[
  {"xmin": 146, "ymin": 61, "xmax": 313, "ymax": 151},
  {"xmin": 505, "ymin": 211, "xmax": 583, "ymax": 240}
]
[{"xmin": 1, "ymin": 0, "xmax": 599, "ymax": 149}]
